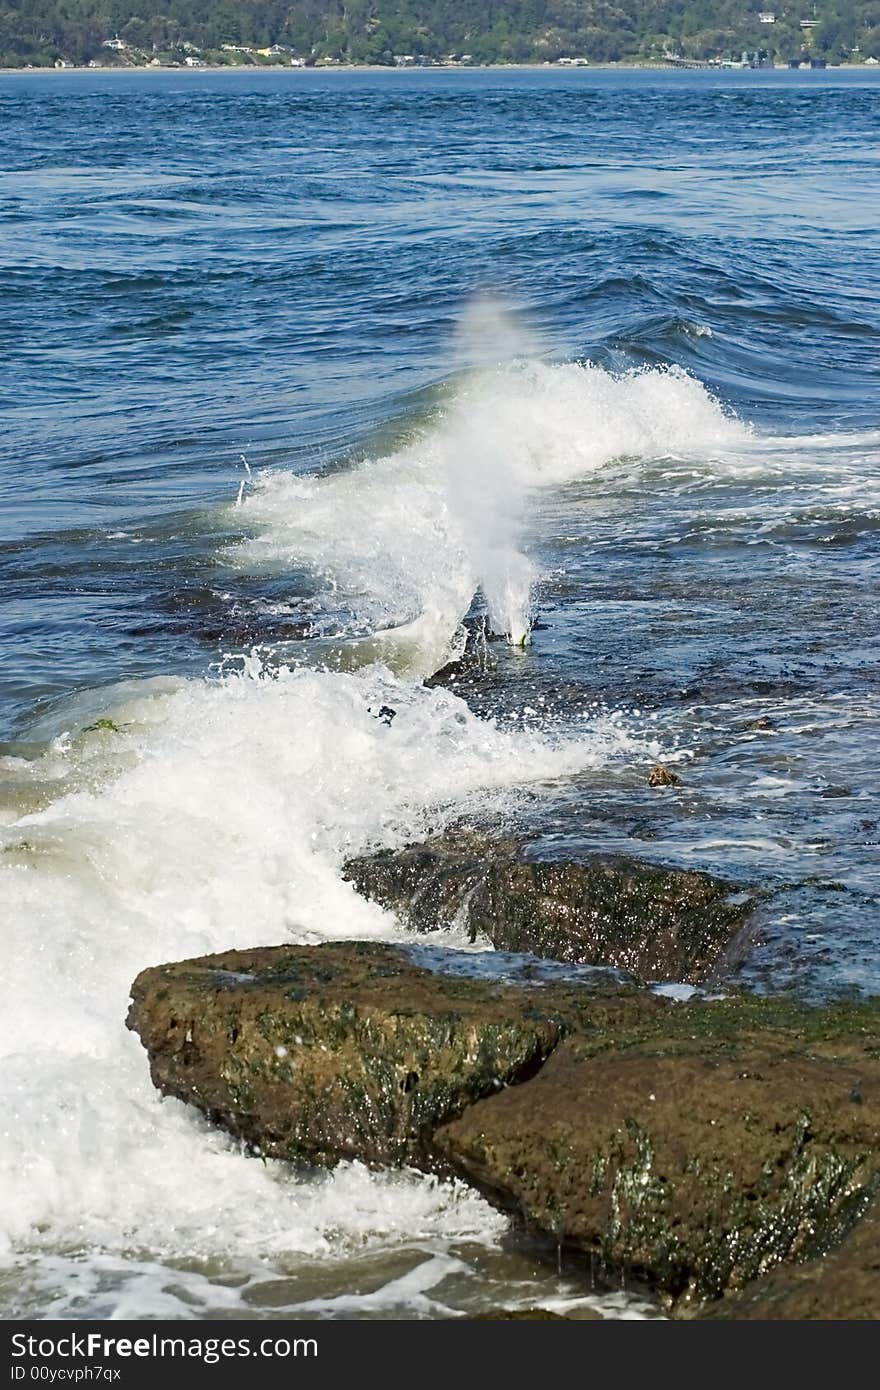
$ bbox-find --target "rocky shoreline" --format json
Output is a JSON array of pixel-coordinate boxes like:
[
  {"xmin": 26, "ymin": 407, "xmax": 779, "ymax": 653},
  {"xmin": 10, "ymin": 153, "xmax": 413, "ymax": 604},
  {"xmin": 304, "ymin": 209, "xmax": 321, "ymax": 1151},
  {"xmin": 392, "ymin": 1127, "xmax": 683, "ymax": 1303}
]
[{"xmin": 127, "ymin": 834, "xmax": 880, "ymax": 1320}]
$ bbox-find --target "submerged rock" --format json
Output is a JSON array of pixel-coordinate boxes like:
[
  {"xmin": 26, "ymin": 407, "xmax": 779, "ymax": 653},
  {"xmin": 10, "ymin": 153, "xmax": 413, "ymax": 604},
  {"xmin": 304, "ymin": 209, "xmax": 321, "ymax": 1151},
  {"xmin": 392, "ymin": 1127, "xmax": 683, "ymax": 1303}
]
[
  {"xmin": 471, "ymin": 858, "xmax": 750, "ymax": 985},
  {"xmin": 343, "ymin": 835, "xmax": 496, "ymax": 937},
  {"xmin": 343, "ymin": 834, "xmax": 753, "ymax": 984},
  {"xmin": 126, "ymin": 941, "xmax": 564, "ymax": 1172},
  {"xmin": 436, "ymin": 994, "xmax": 880, "ymax": 1309},
  {"xmin": 647, "ymin": 763, "xmax": 682, "ymax": 787},
  {"xmin": 474, "ymin": 1308, "xmax": 579, "ymax": 1320}
]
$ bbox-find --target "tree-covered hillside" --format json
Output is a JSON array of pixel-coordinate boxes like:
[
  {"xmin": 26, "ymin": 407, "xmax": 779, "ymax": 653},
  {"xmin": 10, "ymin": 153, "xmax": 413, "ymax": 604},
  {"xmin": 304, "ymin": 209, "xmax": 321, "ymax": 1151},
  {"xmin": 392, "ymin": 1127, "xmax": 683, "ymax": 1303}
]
[{"xmin": 2, "ymin": 0, "xmax": 880, "ymax": 69}]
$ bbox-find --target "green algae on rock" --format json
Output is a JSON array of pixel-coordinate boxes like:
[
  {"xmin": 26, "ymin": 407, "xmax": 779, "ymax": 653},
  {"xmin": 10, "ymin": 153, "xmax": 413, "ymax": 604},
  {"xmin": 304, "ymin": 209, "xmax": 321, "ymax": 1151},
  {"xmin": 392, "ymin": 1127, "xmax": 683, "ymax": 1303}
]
[
  {"xmin": 699, "ymin": 1198, "xmax": 880, "ymax": 1319},
  {"xmin": 128, "ymin": 938, "xmax": 880, "ymax": 1312},
  {"xmin": 126, "ymin": 941, "xmax": 564, "ymax": 1172},
  {"xmin": 436, "ymin": 997, "xmax": 880, "ymax": 1308},
  {"xmin": 344, "ymin": 834, "xmax": 754, "ymax": 984}
]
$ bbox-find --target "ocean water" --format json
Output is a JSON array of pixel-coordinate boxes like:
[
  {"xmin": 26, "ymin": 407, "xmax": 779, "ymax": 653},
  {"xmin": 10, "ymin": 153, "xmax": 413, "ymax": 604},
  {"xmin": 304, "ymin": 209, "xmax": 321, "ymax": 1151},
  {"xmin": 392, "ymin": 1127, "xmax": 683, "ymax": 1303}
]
[{"xmin": 0, "ymin": 66, "xmax": 878, "ymax": 1320}]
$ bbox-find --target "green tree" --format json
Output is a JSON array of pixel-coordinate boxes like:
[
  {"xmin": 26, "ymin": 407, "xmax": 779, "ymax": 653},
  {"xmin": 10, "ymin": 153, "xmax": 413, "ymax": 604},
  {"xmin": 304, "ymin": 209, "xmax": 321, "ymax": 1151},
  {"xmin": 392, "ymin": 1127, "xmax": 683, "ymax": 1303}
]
[{"xmin": 2, "ymin": 0, "xmax": 880, "ymax": 68}]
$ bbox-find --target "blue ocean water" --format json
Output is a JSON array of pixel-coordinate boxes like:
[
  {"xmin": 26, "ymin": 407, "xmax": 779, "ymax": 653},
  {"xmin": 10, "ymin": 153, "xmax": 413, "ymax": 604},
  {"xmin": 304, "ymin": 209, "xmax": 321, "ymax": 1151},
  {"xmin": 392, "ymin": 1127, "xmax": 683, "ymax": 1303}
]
[
  {"xmin": 2, "ymin": 69, "xmax": 878, "ymax": 721},
  {"xmin": 0, "ymin": 67, "xmax": 878, "ymax": 1318}
]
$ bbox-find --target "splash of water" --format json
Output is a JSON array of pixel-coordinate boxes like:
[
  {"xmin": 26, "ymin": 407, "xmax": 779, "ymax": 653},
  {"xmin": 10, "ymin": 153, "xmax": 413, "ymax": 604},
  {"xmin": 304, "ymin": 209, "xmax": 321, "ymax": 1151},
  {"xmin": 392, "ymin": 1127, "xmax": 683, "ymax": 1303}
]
[
  {"xmin": 0, "ymin": 660, "xmax": 649, "ymax": 1277},
  {"xmin": 0, "ymin": 330, "xmax": 745, "ymax": 1315},
  {"xmin": 236, "ymin": 355, "xmax": 745, "ymax": 670}
]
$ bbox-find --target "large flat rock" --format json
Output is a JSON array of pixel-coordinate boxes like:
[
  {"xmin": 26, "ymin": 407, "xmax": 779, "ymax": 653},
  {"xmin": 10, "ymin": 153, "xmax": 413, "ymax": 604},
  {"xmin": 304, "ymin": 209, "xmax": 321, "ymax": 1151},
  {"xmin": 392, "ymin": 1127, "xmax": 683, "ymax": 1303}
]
[
  {"xmin": 435, "ymin": 997, "xmax": 880, "ymax": 1308},
  {"xmin": 129, "ymin": 939, "xmax": 880, "ymax": 1312},
  {"xmin": 126, "ymin": 941, "xmax": 569, "ymax": 1171}
]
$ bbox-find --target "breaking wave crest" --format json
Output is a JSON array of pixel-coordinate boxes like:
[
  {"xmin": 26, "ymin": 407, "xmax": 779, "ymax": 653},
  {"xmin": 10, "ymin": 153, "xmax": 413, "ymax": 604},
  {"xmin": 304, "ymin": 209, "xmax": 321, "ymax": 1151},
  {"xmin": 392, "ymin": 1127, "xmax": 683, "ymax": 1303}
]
[
  {"xmin": 0, "ymin": 659, "xmax": 652, "ymax": 1278},
  {"xmin": 235, "ymin": 359, "xmax": 746, "ymax": 672}
]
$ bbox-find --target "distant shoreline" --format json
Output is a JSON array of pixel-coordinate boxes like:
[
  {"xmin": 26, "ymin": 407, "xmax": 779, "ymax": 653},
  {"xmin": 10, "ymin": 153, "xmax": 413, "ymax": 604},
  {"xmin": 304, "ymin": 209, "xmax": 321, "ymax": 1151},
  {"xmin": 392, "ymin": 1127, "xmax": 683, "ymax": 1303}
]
[
  {"xmin": 2, "ymin": 60, "xmax": 876, "ymax": 76},
  {"xmin": 2, "ymin": 61, "xmax": 665, "ymax": 75}
]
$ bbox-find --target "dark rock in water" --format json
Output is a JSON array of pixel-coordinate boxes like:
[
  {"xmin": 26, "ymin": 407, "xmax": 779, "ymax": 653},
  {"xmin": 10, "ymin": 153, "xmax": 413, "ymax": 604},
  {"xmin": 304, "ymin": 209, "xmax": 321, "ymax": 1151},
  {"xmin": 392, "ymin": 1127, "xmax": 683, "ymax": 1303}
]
[
  {"xmin": 436, "ymin": 994, "xmax": 880, "ymax": 1310},
  {"xmin": 424, "ymin": 612, "xmax": 508, "ymax": 688},
  {"xmin": 424, "ymin": 658, "xmax": 474, "ymax": 689},
  {"xmin": 365, "ymin": 704, "xmax": 397, "ymax": 726},
  {"xmin": 471, "ymin": 859, "xmax": 749, "ymax": 985},
  {"xmin": 647, "ymin": 763, "xmax": 682, "ymax": 787},
  {"xmin": 473, "ymin": 1308, "xmax": 580, "ymax": 1320},
  {"xmin": 343, "ymin": 834, "xmax": 498, "ymax": 936},
  {"xmin": 699, "ymin": 1199, "xmax": 880, "ymax": 1320},
  {"xmin": 343, "ymin": 834, "xmax": 753, "ymax": 984},
  {"xmin": 227, "ymin": 618, "xmax": 315, "ymax": 646},
  {"xmin": 126, "ymin": 941, "xmax": 562, "ymax": 1172},
  {"xmin": 745, "ymin": 716, "xmax": 775, "ymax": 731}
]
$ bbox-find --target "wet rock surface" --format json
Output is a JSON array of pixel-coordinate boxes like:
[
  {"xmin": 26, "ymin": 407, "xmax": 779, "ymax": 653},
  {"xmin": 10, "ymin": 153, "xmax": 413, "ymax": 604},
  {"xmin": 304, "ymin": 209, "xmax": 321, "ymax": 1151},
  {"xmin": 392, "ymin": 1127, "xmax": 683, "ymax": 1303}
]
[
  {"xmin": 647, "ymin": 763, "xmax": 682, "ymax": 787},
  {"xmin": 436, "ymin": 994, "xmax": 880, "ymax": 1308},
  {"xmin": 343, "ymin": 833, "xmax": 754, "ymax": 984},
  {"xmin": 129, "ymin": 938, "xmax": 880, "ymax": 1315},
  {"xmin": 699, "ymin": 1199, "xmax": 880, "ymax": 1319},
  {"xmin": 126, "ymin": 940, "xmax": 566, "ymax": 1172},
  {"xmin": 474, "ymin": 1308, "xmax": 580, "ymax": 1320}
]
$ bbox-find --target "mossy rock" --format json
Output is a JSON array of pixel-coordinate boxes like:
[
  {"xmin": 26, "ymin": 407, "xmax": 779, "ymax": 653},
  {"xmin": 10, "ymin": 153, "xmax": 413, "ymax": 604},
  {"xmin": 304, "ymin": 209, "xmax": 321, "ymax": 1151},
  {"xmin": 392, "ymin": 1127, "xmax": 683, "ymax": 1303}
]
[
  {"xmin": 126, "ymin": 941, "xmax": 567, "ymax": 1172},
  {"xmin": 698, "ymin": 1199, "xmax": 880, "ymax": 1319},
  {"xmin": 129, "ymin": 938, "xmax": 880, "ymax": 1311},
  {"xmin": 436, "ymin": 1001, "xmax": 880, "ymax": 1309},
  {"xmin": 344, "ymin": 833, "xmax": 754, "ymax": 984}
]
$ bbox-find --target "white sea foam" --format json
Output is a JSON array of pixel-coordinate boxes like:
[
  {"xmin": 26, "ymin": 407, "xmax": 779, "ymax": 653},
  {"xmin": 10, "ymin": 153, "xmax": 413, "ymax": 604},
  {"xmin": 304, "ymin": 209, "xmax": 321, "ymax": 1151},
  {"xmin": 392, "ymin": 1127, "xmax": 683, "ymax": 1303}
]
[
  {"xmin": 0, "ymin": 661, "xmax": 648, "ymax": 1293},
  {"xmin": 1, "ymin": 350, "xmax": 737, "ymax": 1317},
  {"xmin": 234, "ymin": 359, "xmax": 746, "ymax": 671}
]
